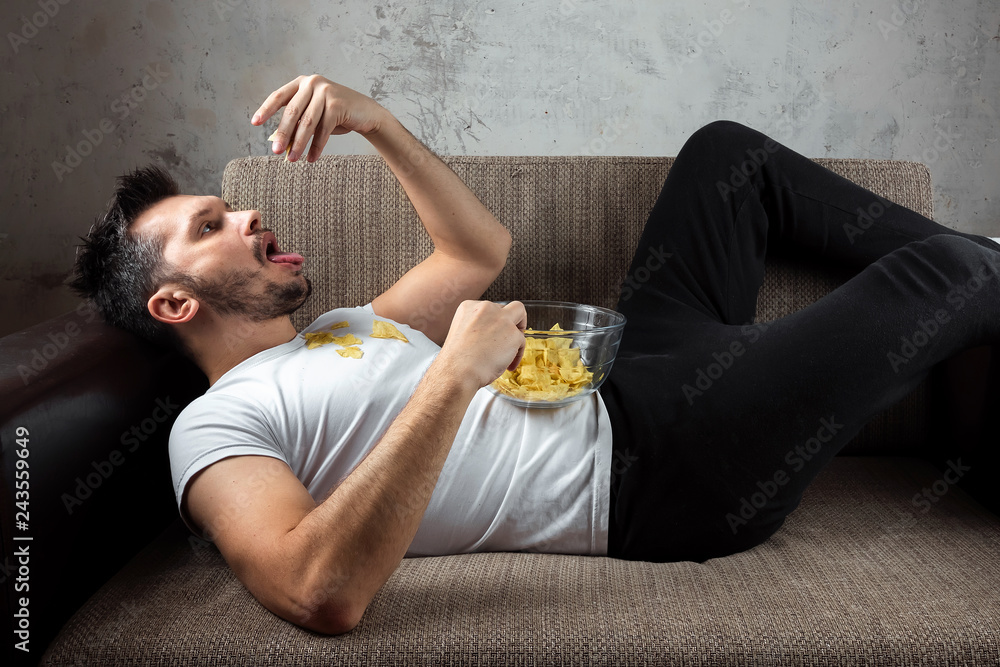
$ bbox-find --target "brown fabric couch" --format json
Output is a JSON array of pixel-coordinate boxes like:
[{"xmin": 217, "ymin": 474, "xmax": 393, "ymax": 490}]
[{"xmin": 3, "ymin": 155, "xmax": 998, "ymax": 665}]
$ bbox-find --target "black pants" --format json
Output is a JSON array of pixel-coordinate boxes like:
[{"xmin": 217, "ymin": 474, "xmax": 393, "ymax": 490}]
[{"xmin": 598, "ymin": 121, "xmax": 1000, "ymax": 563}]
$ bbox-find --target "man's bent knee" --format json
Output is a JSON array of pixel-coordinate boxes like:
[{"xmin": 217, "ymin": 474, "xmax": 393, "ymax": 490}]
[
  {"xmin": 683, "ymin": 120, "xmax": 770, "ymax": 156},
  {"xmin": 677, "ymin": 121, "xmax": 781, "ymax": 200}
]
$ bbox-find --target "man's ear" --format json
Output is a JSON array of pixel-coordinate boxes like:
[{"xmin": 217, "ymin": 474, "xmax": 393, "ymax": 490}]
[{"xmin": 148, "ymin": 286, "xmax": 199, "ymax": 325}]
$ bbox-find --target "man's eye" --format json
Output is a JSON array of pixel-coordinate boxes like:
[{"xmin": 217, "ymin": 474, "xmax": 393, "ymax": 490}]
[{"xmin": 201, "ymin": 222, "xmax": 213, "ymax": 234}]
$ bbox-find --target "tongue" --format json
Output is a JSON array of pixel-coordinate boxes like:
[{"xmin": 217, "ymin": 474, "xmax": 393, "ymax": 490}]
[{"xmin": 268, "ymin": 251, "xmax": 305, "ymax": 266}]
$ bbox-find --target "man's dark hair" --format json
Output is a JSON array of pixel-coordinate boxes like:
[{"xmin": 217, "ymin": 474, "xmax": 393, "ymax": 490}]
[{"xmin": 70, "ymin": 165, "xmax": 182, "ymax": 349}]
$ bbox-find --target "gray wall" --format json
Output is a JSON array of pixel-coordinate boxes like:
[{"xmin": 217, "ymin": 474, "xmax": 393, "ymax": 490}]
[{"xmin": 1, "ymin": 0, "xmax": 998, "ymax": 337}]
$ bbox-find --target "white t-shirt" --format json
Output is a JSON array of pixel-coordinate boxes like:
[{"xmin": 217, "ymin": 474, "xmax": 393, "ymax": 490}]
[{"xmin": 168, "ymin": 304, "xmax": 613, "ymax": 556}]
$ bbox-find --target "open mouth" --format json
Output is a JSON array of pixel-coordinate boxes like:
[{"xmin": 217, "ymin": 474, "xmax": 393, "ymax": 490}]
[{"xmin": 261, "ymin": 231, "xmax": 305, "ymax": 268}]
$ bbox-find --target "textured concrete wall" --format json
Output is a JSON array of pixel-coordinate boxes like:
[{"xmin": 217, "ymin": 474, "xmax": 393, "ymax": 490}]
[{"xmin": 1, "ymin": 0, "xmax": 997, "ymax": 336}]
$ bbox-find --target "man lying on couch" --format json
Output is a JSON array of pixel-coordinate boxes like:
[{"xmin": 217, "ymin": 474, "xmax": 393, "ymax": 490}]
[{"xmin": 70, "ymin": 73, "xmax": 1000, "ymax": 635}]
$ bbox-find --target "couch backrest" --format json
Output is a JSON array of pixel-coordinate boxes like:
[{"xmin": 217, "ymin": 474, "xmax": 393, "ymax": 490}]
[{"xmin": 221, "ymin": 155, "xmax": 936, "ymax": 455}]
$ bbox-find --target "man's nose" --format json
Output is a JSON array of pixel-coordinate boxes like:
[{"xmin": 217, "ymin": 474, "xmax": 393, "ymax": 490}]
[{"xmin": 239, "ymin": 210, "xmax": 262, "ymax": 235}]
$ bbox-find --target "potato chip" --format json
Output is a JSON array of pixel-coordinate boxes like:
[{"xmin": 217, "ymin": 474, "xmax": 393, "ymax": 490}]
[
  {"xmin": 524, "ymin": 324, "xmax": 580, "ymax": 336},
  {"xmin": 336, "ymin": 345, "xmax": 364, "ymax": 359},
  {"xmin": 371, "ymin": 320, "xmax": 409, "ymax": 343},
  {"xmin": 304, "ymin": 328, "xmax": 362, "ymax": 354},
  {"xmin": 330, "ymin": 333, "xmax": 363, "ymax": 347},
  {"xmin": 327, "ymin": 321, "xmax": 349, "ymax": 331},
  {"xmin": 304, "ymin": 332, "xmax": 334, "ymax": 349},
  {"xmin": 490, "ymin": 324, "xmax": 593, "ymax": 401},
  {"xmin": 268, "ymin": 130, "xmax": 293, "ymax": 161}
]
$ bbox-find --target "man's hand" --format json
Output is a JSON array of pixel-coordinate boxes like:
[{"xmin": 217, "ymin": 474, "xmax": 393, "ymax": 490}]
[
  {"xmin": 251, "ymin": 74, "xmax": 388, "ymax": 162},
  {"xmin": 435, "ymin": 300, "xmax": 527, "ymax": 392}
]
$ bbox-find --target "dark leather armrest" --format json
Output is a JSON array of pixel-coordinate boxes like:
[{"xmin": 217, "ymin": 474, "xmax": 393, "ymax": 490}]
[{"xmin": 0, "ymin": 303, "xmax": 207, "ymax": 665}]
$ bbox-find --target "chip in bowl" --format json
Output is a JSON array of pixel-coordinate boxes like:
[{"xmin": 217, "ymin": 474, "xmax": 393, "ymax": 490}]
[
  {"xmin": 485, "ymin": 302, "xmax": 625, "ymax": 408},
  {"xmin": 491, "ymin": 324, "xmax": 594, "ymax": 402}
]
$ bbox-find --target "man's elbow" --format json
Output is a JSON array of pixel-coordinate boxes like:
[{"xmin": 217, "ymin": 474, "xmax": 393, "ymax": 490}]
[
  {"xmin": 278, "ymin": 579, "xmax": 369, "ymax": 635},
  {"xmin": 298, "ymin": 604, "xmax": 364, "ymax": 635},
  {"xmin": 490, "ymin": 224, "xmax": 513, "ymax": 273},
  {"xmin": 500, "ymin": 226, "xmax": 513, "ymax": 262}
]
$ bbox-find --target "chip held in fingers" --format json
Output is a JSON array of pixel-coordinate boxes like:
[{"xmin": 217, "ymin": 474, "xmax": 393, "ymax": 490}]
[
  {"xmin": 490, "ymin": 323, "xmax": 594, "ymax": 401},
  {"xmin": 268, "ymin": 130, "xmax": 293, "ymax": 161}
]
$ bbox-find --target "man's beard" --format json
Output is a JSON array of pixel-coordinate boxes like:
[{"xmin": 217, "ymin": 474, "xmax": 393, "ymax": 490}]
[
  {"xmin": 169, "ymin": 256, "xmax": 312, "ymax": 321},
  {"xmin": 191, "ymin": 268, "xmax": 312, "ymax": 322}
]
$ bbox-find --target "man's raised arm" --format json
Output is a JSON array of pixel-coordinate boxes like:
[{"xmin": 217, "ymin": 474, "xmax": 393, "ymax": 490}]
[
  {"xmin": 253, "ymin": 74, "xmax": 513, "ymax": 345},
  {"xmin": 185, "ymin": 300, "xmax": 527, "ymax": 634}
]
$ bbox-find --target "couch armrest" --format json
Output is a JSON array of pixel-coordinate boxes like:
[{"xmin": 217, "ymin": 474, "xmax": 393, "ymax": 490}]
[{"xmin": 0, "ymin": 304, "xmax": 207, "ymax": 665}]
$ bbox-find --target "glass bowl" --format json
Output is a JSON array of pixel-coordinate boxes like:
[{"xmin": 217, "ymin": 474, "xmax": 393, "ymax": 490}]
[{"xmin": 487, "ymin": 300, "xmax": 626, "ymax": 408}]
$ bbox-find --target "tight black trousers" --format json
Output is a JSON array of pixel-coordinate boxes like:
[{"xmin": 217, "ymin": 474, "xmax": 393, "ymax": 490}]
[{"xmin": 597, "ymin": 120, "xmax": 1000, "ymax": 563}]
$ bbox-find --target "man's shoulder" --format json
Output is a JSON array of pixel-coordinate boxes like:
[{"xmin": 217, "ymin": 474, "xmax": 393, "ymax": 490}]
[{"xmin": 171, "ymin": 388, "xmax": 265, "ymax": 435}]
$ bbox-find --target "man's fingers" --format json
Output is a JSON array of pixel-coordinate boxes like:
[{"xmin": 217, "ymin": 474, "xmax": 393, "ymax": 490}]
[
  {"xmin": 502, "ymin": 300, "xmax": 527, "ymax": 332},
  {"xmin": 507, "ymin": 343, "xmax": 525, "ymax": 373},
  {"xmin": 305, "ymin": 136, "xmax": 326, "ymax": 163},
  {"xmin": 501, "ymin": 301, "xmax": 526, "ymax": 372},
  {"xmin": 287, "ymin": 95, "xmax": 326, "ymax": 161},
  {"xmin": 251, "ymin": 77, "xmax": 302, "ymax": 126},
  {"xmin": 440, "ymin": 300, "xmax": 530, "ymax": 387},
  {"xmin": 255, "ymin": 75, "xmax": 385, "ymax": 160},
  {"xmin": 307, "ymin": 100, "xmax": 343, "ymax": 162},
  {"xmin": 268, "ymin": 82, "xmax": 319, "ymax": 154}
]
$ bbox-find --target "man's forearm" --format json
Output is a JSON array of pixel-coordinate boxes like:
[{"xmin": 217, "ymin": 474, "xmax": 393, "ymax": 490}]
[
  {"xmin": 365, "ymin": 115, "xmax": 511, "ymax": 268},
  {"xmin": 278, "ymin": 354, "xmax": 478, "ymax": 633}
]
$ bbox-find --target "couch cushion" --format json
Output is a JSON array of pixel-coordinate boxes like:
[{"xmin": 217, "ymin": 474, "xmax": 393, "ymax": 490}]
[
  {"xmin": 220, "ymin": 155, "xmax": 936, "ymax": 456},
  {"xmin": 43, "ymin": 456, "xmax": 1000, "ymax": 666}
]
